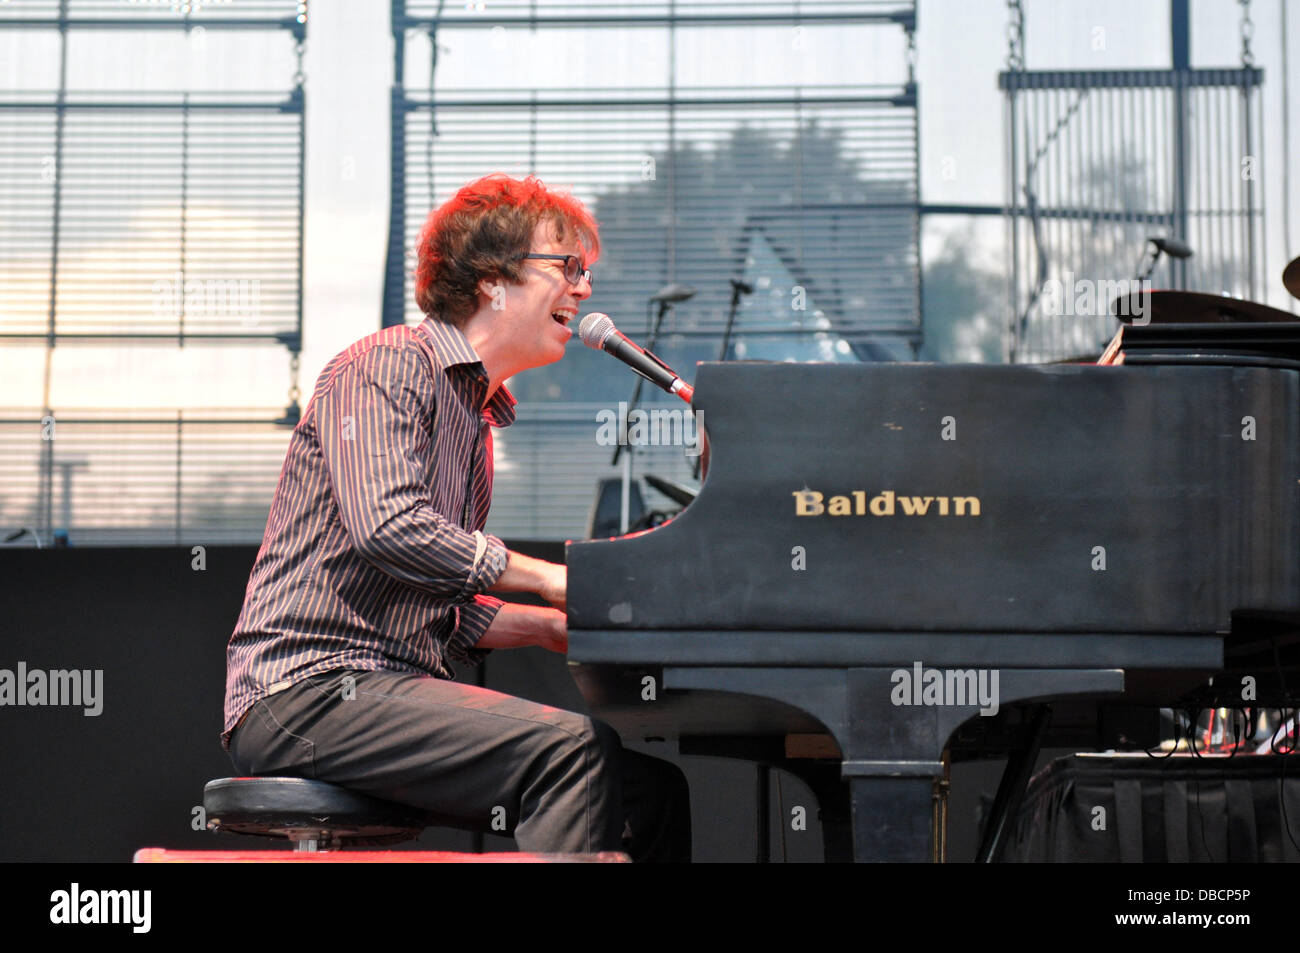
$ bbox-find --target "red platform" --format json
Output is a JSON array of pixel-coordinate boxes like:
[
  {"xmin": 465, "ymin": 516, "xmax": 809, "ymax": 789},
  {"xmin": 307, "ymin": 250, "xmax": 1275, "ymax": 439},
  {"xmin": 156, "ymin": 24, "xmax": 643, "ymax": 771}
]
[{"xmin": 134, "ymin": 847, "xmax": 629, "ymax": 863}]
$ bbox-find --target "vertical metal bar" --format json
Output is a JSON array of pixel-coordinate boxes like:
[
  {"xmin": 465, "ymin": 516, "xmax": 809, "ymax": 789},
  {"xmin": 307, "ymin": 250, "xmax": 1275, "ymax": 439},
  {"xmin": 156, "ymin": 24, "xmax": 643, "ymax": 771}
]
[
  {"xmin": 1034, "ymin": 82, "xmax": 1045, "ymax": 360},
  {"xmin": 1231, "ymin": 83, "xmax": 1243, "ymax": 297},
  {"xmin": 1175, "ymin": 82, "xmax": 1185, "ymax": 289},
  {"xmin": 1125, "ymin": 78, "xmax": 1135, "ymax": 293},
  {"xmin": 1119, "ymin": 77, "xmax": 1129, "ymax": 327},
  {"xmin": 906, "ymin": 9, "xmax": 921, "ymax": 359},
  {"xmin": 1220, "ymin": 83, "xmax": 1231, "ymax": 293},
  {"xmin": 1187, "ymin": 82, "xmax": 1198, "ymax": 290},
  {"xmin": 1214, "ymin": 84, "xmax": 1227, "ymax": 293},
  {"xmin": 1163, "ymin": 82, "xmax": 1172, "ymax": 273},
  {"xmin": 40, "ymin": 0, "xmax": 71, "ymax": 547},
  {"xmin": 1106, "ymin": 81, "xmax": 1115, "ymax": 297},
  {"xmin": 1058, "ymin": 83, "xmax": 1068, "ymax": 358},
  {"xmin": 1034, "ymin": 83, "xmax": 1044, "ymax": 361},
  {"xmin": 179, "ymin": 93, "xmax": 189, "ymax": 341},
  {"xmin": 911, "ymin": 88, "xmax": 922, "ymax": 359},
  {"xmin": 1206, "ymin": 85, "xmax": 1215, "ymax": 291},
  {"xmin": 1114, "ymin": 84, "xmax": 1124, "ymax": 295},
  {"xmin": 665, "ymin": 0, "xmax": 677, "ymax": 281},
  {"xmin": 1063, "ymin": 84, "xmax": 1074, "ymax": 355},
  {"xmin": 1200, "ymin": 86, "xmax": 1210, "ymax": 292},
  {"xmin": 1019, "ymin": 77, "xmax": 1028, "ymax": 362},
  {"xmin": 1200, "ymin": 84, "xmax": 1209, "ymax": 292},
  {"xmin": 1022, "ymin": 82, "xmax": 1034, "ymax": 362},
  {"xmin": 1247, "ymin": 75, "xmax": 1261, "ymax": 301},
  {"xmin": 1141, "ymin": 80, "xmax": 1149, "ymax": 225},
  {"xmin": 1036, "ymin": 85, "xmax": 1047, "ymax": 362},
  {"xmin": 1021, "ymin": 77, "xmax": 1029, "ymax": 363},
  {"xmin": 1106, "ymin": 83, "xmax": 1117, "ymax": 309},
  {"xmin": 1202, "ymin": 84, "xmax": 1212, "ymax": 290},
  {"xmin": 1115, "ymin": 83, "xmax": 1126, "ymax": 290},
  {"xmin": 1200, "ymin": 83, "xmax": 1208, "ymax": 290},
  {"xmin": 1071, "ymin": 80, "xmax": 1082, "ymax": 320},
  {"xmin": 1171, "ymin": 0, "xmax": 1190, "ymax": 289},
  {"xmin": 295, "ymin": 82, "xmax": 306, "ymax": 343},
  {"xmin": 1049, "ymin": 82, "xmax": 1058, "ymax": 360},
  {"xmin": 1138, "ymin": 81, "xmax": 1148, "ymax": 287},
  {"xmin": 1284, "ymin": 0, "xmax": 1296, "ymax": 312},
  {"xmin": 175, "ymin": 412, "xmax": 183, "ymax": 545},
  {"xmin": 1005, "ymin": 77, "xmax": 1019, "ymax": 363},
  {"xmin": 1163, "ymin": 83, "xmax": 1173, "ymax": 287},
  {"xmin": 1081, "ymin": 76, "xmax": 1092, "ymax": 284},
  {"xmin": 794, "ymin": 94, "xmax": 805, "ymax": 269},
  {"xmin": 382, "ymin": 0, "xmax": 408, "ymax": 328}
]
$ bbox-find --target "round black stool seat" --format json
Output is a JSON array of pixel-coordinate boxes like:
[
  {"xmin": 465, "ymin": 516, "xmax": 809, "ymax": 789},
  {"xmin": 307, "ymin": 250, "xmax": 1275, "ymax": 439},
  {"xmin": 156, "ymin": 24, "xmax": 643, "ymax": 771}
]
[{"xmin": 204, "ymin": 777, "xmax": 433, "ymax": 849}]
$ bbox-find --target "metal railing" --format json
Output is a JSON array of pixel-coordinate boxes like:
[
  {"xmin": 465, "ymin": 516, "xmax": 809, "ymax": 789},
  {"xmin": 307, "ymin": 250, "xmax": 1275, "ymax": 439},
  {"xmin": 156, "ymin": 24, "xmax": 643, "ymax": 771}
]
[
  {"xmin": 0, "ymin": 1, "xmax": 308, "ymax": 546},
  {"xmin": 1001, "ymin": 67, "xmax": 1267, "ymax": 363}
]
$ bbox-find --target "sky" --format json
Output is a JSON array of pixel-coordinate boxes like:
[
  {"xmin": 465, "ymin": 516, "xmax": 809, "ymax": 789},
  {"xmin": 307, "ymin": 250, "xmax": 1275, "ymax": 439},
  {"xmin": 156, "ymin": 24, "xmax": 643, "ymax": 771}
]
[{"xmin": 0, "ymin": 0, "xmax": 1296, "ymax": 415}]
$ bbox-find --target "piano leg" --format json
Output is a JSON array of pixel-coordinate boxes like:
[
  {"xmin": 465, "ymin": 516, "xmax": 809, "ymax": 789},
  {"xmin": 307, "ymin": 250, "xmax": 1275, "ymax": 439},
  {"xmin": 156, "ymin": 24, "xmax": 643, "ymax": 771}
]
[
  {"xmin": 680, "ymin": 735, "xmax": 855, "ymax": 861},
  {"xmin": 666, "ymin": 664, "xmax": 1125, "ymax": 862},
  {"xmin": 775, "ymin": 758, "xmax": 853, "ymax": 862},
  {"xmin": 849, "ymin": 778, "xmax": 936, "ymax": 863},
  {"xmin": 679, "ymin": 736, "xmax": 942, "ymax": 862}
]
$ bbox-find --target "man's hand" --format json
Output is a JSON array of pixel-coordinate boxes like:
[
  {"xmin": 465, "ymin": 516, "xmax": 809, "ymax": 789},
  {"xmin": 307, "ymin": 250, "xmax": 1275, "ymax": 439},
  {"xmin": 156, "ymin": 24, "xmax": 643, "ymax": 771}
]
[
  {"xmin": 476, "ymin": 604, "xmax": 567, "ymax": 654},
  {"xmin": 493, "ymin": 550, "xmax": 566, "ymax": 612},
  {"xmin": 535, "ymin": 561, "xmax": 566, "ymax": 612}
]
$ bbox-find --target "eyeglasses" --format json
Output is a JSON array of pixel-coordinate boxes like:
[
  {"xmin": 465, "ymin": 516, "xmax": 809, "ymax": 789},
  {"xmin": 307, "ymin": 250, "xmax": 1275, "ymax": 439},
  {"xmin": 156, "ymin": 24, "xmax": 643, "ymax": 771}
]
[{"xmin": 517, "ymin": 253, "xmax": 593, "ymax": 289}]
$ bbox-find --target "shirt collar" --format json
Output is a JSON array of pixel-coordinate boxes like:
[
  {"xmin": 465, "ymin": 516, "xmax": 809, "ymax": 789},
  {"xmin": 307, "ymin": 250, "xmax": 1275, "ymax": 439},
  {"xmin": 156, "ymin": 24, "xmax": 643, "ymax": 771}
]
[
  {"xmin": 419, "ymin": 316, "xmax": 482, "ymax": 368},
  {"xmin": 418, "ymin": 316, "xmax": 517, "ymax": 428},
  {"xmin": 484, "ymin": 382, "xmax": 517, "ymax": 428}
]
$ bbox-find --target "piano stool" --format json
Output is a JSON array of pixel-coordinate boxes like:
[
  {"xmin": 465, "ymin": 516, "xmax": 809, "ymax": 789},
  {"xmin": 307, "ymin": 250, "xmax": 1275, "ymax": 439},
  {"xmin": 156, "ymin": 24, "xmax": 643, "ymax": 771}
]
[{"xmin": 134, "ymin": 777, "xmax": 628, "ymax": 863}]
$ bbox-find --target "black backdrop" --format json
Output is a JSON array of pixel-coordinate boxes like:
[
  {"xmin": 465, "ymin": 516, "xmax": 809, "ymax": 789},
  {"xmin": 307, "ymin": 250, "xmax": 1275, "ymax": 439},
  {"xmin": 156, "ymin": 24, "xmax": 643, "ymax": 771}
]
[{"xmin": 0, "ymin": 544, "xmax": 1012, "ymax": 862}]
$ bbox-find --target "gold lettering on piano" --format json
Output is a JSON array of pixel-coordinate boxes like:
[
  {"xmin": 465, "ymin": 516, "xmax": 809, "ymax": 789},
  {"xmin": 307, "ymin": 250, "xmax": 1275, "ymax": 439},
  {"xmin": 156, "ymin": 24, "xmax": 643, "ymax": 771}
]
[{"xmin": 792, "ymin": 489, "xmax": 981, "ymax": 517}]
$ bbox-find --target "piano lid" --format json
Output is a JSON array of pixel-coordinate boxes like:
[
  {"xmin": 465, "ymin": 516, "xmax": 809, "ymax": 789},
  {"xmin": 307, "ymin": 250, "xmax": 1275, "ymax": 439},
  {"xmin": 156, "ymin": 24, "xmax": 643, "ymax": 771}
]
[{"xmin": 567, "ymin": 362, "xmax": 1300, "ymax": 635}]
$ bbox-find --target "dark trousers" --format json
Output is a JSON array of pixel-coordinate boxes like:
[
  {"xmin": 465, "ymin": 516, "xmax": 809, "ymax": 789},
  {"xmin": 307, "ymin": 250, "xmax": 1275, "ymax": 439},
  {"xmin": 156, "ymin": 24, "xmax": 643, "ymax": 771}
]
[{"xmin": 228, "ymin": 668, "xmax": 690, "ymax": 862}]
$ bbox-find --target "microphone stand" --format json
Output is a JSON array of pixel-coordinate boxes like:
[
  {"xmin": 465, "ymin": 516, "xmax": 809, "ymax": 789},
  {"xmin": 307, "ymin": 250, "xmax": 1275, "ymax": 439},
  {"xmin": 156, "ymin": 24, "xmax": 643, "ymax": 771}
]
[
  {"xmin": 690, "ymin": 278, "xmax": 753, "ymax": 479},
  {"xmin": 717, "ymin": 278, "xmax": 752, "ymax": 364},
  {"xmin": 612, "ymin": 299, "xmax": 669, "ymax": 533},
  {"xmin": 615, "ymin": 285, "xmax": 702, "ymax": 533},
  {"xmin": 1134, "ymin": 245, "xmax": 1166, "ymax": 284},
  {"xmin": 612, "ymin": 297, "xmax": 674, "ymax": 467},
  {"xmin": 1135, "ymin": 236, "xmax": 1193, "ymax": 283}
]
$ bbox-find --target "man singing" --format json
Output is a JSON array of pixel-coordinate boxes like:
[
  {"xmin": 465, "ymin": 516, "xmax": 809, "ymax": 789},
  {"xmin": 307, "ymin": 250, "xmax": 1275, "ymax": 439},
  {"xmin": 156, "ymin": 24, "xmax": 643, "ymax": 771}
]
[{"xmin": 222, "ymin": 173, "xmax": 690, "ymax": 861}]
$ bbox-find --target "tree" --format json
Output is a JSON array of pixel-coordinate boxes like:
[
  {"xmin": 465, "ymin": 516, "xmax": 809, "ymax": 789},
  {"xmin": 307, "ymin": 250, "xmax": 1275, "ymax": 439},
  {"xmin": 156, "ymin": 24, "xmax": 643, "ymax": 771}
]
[
  {"xmin": 509, "ymin": 120, "xmax": 923, "ymax": 401},
  {"xmin": 919, "ymin": 225, "xmax": 1004, "ymax": 364}
]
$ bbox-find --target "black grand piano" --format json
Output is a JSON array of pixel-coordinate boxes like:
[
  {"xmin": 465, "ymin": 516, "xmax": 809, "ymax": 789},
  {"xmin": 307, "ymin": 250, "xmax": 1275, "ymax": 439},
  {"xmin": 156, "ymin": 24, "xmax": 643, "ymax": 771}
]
[{"xmin": 565, "ymin": 329, "xmax": 1300, "ymax": 862}]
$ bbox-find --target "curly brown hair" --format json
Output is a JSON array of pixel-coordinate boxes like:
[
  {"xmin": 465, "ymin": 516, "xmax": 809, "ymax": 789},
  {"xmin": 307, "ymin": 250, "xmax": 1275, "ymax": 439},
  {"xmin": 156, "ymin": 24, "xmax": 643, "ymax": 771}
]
[{"xmin": 413, "ymin": 173, "xmax": 600, "ymax": 326}]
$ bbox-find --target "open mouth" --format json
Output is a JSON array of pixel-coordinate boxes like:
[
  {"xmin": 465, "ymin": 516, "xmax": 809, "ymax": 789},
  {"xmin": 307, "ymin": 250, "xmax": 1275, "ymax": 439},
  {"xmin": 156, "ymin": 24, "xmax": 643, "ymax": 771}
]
[{"xmin": 551, "ymin": 311, "xmax": 573, "ymax": 326}]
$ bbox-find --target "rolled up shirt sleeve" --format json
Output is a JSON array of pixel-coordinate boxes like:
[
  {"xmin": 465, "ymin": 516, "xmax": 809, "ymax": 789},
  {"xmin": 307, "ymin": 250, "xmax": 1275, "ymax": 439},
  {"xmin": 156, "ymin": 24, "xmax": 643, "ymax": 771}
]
[
  {"xmin": 316, "ymin": 345, "xmax": 508, "ymax": 599},
  {"xmin": 448, "ymin": 593, "xmax": 506, "ymax": 664}
]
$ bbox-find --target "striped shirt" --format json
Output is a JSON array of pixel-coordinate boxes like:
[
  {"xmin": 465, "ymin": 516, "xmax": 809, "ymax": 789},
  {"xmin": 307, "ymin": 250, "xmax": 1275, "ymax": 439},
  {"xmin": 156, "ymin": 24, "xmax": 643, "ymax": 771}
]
[{"xmin": 221, "ymin": 317, "xmax": 514, "ymax": 751}]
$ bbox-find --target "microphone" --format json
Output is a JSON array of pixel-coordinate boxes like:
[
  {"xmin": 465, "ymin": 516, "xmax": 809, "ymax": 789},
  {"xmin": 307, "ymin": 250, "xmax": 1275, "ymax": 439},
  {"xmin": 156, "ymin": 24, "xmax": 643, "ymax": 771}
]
[
  {"xmin": 649, "ymin": 282, "xmax": 697, "ymax": 304},
  {"xmin": 578, "ymin": 312, "xmax": 694, "ymax": 405},
  {"xmin": 1150, "ymin": 236, "xmax": 1194, "ymax": 260}
]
